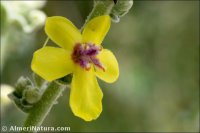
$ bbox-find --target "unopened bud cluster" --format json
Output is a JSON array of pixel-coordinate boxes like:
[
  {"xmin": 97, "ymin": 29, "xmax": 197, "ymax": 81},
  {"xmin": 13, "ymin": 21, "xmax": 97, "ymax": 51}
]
[{"xmin": 8, "ymin": 76, "xmax": 42, "ymax": 113}]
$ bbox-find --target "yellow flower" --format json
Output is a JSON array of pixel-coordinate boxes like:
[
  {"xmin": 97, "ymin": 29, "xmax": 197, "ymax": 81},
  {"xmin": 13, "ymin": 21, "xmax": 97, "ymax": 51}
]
[{"xmin": 31, "ymin": 15, "xmax": 119, "ymax": 121}]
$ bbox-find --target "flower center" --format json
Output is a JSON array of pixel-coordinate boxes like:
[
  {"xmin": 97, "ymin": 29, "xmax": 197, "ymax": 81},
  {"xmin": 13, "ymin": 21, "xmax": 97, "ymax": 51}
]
[{"xmin": 72, "ymin": 43, "xmax": 105, "ymax": 71}]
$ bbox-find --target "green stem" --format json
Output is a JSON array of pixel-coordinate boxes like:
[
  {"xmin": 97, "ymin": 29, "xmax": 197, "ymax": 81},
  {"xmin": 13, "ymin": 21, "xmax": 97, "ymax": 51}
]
[
  {"xmin": 81, "ymin": 0, "xmax": 114, "ymax": 31},
  {"xmin": 23, "ymin": 82, "xmax": 66, "ymax": 131},
  {"xmin": 88, "ymin": 1, "xmax": 114, "ymax": 20}
]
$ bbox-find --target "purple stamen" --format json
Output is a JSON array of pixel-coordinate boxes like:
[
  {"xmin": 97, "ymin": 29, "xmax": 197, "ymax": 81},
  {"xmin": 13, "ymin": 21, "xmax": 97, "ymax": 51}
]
[
  {"xmin": 85, "ymin": 44, "xmax": 100, "ymax": 56},
  {"xmin": 72, "ymin": 43, "xmax": 105, "ymax": 71},
  {"xmin": 91, "ymin": 56, "xmax": 105, "ymax": 71}
]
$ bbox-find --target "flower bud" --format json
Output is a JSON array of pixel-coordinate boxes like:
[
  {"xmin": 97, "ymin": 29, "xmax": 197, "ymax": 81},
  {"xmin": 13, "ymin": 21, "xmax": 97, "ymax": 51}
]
[
  {"xmin": 23, "ymin": 87, "xmax": 41, "ymax": 104},
  {"xmin": 15, "ymin": 76, "xmax": 33, "ymax": 98},
  {"xmin": 110, "ymin": 0, "xmax": 133, "ymax": 23},
  {"xmin": 8, "ymin": 76, "xmax": 42, "ymax": 113}
]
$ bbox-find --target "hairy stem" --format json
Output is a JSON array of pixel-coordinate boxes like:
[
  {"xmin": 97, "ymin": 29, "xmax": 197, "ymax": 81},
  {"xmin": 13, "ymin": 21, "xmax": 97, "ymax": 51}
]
[
  {"xmin": 81, "ymin": 0, "xmax": 114, "ymax": 31},
  {"xmin": 22, "ymin": 82, "xmax": 66, "ymax": 131}
]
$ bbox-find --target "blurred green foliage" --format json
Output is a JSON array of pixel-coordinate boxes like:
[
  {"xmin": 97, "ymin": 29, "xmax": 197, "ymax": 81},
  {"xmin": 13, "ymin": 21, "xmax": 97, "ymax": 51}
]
[{"xmin": 1, "ymin": 1, "xmax": 199, "ymax": 132}]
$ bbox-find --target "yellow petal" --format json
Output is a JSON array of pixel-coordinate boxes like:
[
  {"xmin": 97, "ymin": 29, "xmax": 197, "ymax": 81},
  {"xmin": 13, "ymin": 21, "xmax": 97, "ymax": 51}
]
[
  {"xmin": 96, "ymin": 49, "xmax": 119, "ymax": 83},
  {"xmin": 31, "ymin": 46, "xmax": 74, "ymax": 81},
  {"xmin": 82, "ymin": 15, "xmax": 111, "ymax": 45},
  {"xmin": 70, "ymin": 66, "xmax": 103, "ymax": 121},
  {"xmin": 45, "ymin": 16, "xmax": 82, "ymax": 50}
]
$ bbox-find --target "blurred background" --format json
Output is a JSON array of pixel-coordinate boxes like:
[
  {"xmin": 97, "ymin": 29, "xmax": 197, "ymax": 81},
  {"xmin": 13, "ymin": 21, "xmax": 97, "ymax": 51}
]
[{"xmin": 1, "ymin": 0, "xmax": 199, "ymax": 132}]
